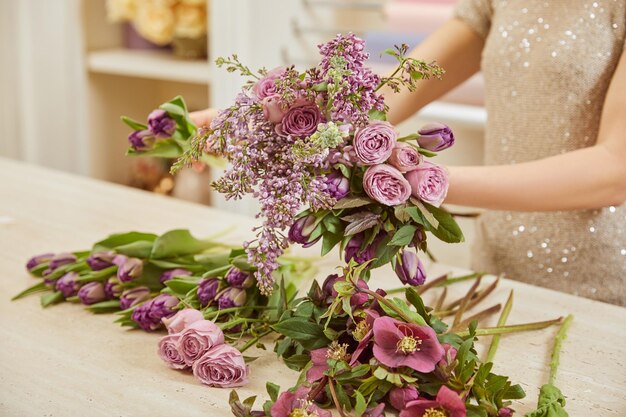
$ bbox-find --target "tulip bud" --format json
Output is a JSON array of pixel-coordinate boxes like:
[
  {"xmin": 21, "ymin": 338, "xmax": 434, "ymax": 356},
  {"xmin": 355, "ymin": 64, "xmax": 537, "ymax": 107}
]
[
  {"xmin": 87, "ymin": 251, "xmax": 116, "ymax": 271},
  {"xmin": 116, "ymin": 257, "xmax": 143, "ymax": 283},
  {"xmin": 344, "ymin": 232, "xmax": 383, "ymax": 265},
  {"xmin": 197, "ymin": 278, "xmax": 220, "ymax": 306},
  {"xmin": 128, "ymin": 129, "xmax": 156, "ymax": 150},
  {"xmin": 131, "ymin": 294, "xmax": 179, "ymax": 331},
  {"xmin": 78, "ymin": 282, "xmax": 107, "ymax": 305},
  {"xmin": 225, "ymin": 267, "xmax": 254, "ymax": 289},
  {"xmin": 288, "ymin": 215, "xmax": 321, "ymax": 248},
  {"xmin": 104, "ymin": 277, "xmax": 123, "ymax": 299},
  {"xmin": 120, "ymin": 287, "xmax": 151, "ymax": 310},
  {"xmin": 160, "ymin": 268, "xmax": 192, "ymax": 284},
  {"xmin": 324, "ymin": 170, "xmax": 350, "ymax": 200},
  {"xmin": 55, "ymin": 272, "xmax": 80, "ymax": 297},
  {"xmin": 417, "ymin": 122, "xmax": 455, "ymax": 151},
  {"xmin": 394, "ymin": 249, "xmax": 426, "ymax": 286},
  {"xmin": 26, "ymin": 253, "xmax": 54, "ymax": 272},
  {"xmin": 43, "ymin": 253, "xmax": 77, "ymax": 276},
  {"xmin": 147, "ymin": 109, "xmax": 176, "ymax": 138},
  {"xmin": 217, "ymin": 288, "xmax": 247, "ymax": 309}
]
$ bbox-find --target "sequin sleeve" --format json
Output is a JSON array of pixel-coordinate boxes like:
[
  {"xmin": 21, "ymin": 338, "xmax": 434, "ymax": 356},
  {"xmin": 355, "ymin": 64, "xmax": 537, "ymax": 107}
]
[{"xmin": 453, "ymin": 0, "xmax": 493, "ymax": 39}]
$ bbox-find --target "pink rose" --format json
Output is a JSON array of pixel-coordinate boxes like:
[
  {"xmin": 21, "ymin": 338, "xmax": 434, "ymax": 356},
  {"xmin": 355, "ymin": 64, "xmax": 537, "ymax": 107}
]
[
  {"xmin": 363, "ymin": 164, "xmax": 411, "ymax": 206},
  {"xmin": 276, "ymin": 104, "xmax": 323, "ymax": 137},
  {"xmin": 162, "ymin": 308, "xmax": 204, "ymax": 334},
  {"xmin": 178, "ymin": 320, "xmax": 225, "ymax": 365},
  {"xmin": 353, "ymin": 121, "xmax": 398, "ymax": 165},
  {"xmin": 192, "ymin": 344, "xmax": 249, "ymax": 387},
  {"xmin": 405, "ymin": 161, "xmax": 449, "ymax": 207},
  {"xmin": 253, "ymin": 66, "xmax": 285, "ymax": 100},
  {"xmin": 262, "ymin": 94, "xmax": 288, "ymax": 124},
  {"xmin": 388, "ymin": 142, "xmax": 423, "ymax": 173},
  {"xmin": 157, "ymin": 334, "xmax": 187, "ymax": 370}
]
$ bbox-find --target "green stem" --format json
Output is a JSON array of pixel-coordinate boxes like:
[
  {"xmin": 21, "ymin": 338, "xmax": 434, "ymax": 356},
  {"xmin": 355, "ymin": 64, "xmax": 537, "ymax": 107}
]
[
  {"xmin": 218, "ymin": 317, "xmax": 265, "ymax": 331},
  {"xmin": 549, "ymin": 314, "xmax": 574, "ymax": 385},
  {"xmin": 328, "ymin": 378, "xmax": 348, "ymax": 417},
  {"xmin": 203, "ymin": 305, "xmax": 277, "ymax": 319},
  {"xmin": 239, "ymin": 329, "xmax": 273, "ymax": 353},
  {"xmin": 360, "ymin": 287, "xmax": 414, "ymax": 324},
  {"xmin": 375, "ymin": 60, "xmax": 405, "ymax": 92},
  {"xmin": 456, "ymin": 317, "xmax": 563, "ymax": 337},
  {"xmin": 486, "ymin": 290, "xmax": 514, "ymax": 363}
]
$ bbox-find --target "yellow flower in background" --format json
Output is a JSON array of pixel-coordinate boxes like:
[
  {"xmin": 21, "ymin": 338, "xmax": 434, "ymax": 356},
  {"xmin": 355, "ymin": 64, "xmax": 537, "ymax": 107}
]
[
  {"xmin": 106, "ymin": 0, "xmax": 137, "ymax": 22},
  {"xmin": 179, "ymin": 0, "xmax": 207, "ymax": 5},
  {"xmin": 174, "ymin": 3, "xmax": 207, "ymax": 39},
  {"xmin": 134, "ymin": 1, "xmax": 176, "ymax": 45}
]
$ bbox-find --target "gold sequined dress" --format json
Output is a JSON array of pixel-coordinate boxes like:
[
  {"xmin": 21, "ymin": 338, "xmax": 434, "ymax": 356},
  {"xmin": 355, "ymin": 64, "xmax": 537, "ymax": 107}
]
[{"xmin": 454, "ymin": 0, "xmax": 626, "ymax": 305}]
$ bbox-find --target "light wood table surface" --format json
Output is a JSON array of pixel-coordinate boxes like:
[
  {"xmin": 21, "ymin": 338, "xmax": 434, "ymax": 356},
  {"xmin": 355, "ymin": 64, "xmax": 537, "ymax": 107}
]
[{"xmin": 1, "ymin": 157, "xmax": 625, "ymax": 417}]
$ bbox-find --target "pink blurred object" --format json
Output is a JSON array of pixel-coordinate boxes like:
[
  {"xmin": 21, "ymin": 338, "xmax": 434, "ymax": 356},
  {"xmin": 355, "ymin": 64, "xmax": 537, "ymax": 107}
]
[
  {"xmin": 441, "ymin": 74, "xmax": 485, "ymax": 106},
  {"xmin": 122, "ymin": 23, "xmax": 171, "ymax": 50},
  {"xmin": 384, "ymin": 2, "xmax": 455, "ymax": 34}
]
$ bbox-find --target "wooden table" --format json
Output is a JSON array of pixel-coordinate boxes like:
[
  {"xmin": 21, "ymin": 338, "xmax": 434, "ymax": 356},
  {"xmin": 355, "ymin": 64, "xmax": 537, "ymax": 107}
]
[{"xmin": 1, "ymin": 157, "xmax": 625, "ymax": 416}]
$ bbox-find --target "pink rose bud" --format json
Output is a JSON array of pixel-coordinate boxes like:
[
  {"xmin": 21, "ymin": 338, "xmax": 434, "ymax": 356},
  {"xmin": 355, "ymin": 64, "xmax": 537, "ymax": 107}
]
[
  {"xmin": 417, "ymin": 122, "xmax": 455, "ymax": 151},
  {"xmin": 157, "ymin": 334, "xmax": 187, "ymax": 370},
  {"xmin": 353, "ymin": 121, "xmax": 398, "ymax": 165},
  {"xmin": 78, "ymin": 282, "xmax": 107, "ymax": 305},
  {"xmin": 178, "ymin": 320, "xmax": 225, "ymax": 365},
  {"xmin": 363, "ymin": 164, "xmax": 411, "ymax": 206},
  {"xmin": 192, "ymin": 344, "xmax": 249, "ymax": 388},
  {"xmin": 162, "ymin": 308, "xmax": 204, "ymax": 334},
  {"xmin": 389, "ymin": 385, "xmax": 420, "ymax": 411},
  {"xmin": 405, "ymin": 161, "xmax": 449, "ymax": 207},
  {"xmin": 253, "ymin": 66, "xmax": 285, "ymax": 100},
  {"xmin": 262, "ymin": 94, "xmax": 288, "ymax": 124},
  {"xmin": 388, "ymin": 142, "xmax": 423, "ymax": 173}
]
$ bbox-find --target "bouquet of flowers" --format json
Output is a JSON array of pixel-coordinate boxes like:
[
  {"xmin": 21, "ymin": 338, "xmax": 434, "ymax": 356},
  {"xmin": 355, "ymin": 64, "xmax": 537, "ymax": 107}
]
[{"xmin": 175, "ymin": 33, "xmax": 461, "ymax": 295}]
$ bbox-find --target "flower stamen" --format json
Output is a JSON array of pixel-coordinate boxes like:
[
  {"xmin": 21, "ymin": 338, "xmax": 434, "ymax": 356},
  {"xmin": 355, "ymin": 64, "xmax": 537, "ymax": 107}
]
[
  {"xmin": 352, "ymin": 320, "xmax": 370, "ymax": 341},
  {"xmin": 326, "ymin": 341, "xmax": 350, "ymax": 361},
  {"xmin": 423, "ymin": 408, "xmax": 449, "ymax": 417},
  {"xmin": 396, "ymin": 335, "xmax": 422, "ymax": 354}
]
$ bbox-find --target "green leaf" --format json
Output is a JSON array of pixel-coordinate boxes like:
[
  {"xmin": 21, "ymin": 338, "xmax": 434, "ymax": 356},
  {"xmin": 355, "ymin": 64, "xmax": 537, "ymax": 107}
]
[
  {"xmin": 417, "ymin": 148, "xmax": 438, "ymax": 157},
  {"xmin": 151, "ymin": 229, "xmax": 217, "ymax": 259},
  {"xmin": 127, "ymin": 139, "xmax": 183, "ymax": 158},
  {"xmin": 321, "ymin": 232, "xmax": 343, "ymax": 256},
  {"xmin": 405, "ymin": 288, "xmax": 430, "ymax": 324},
  {"xmin": 12, "ymin": 281, "xmax": 48, "ymax": 301},
  {"xmin": 368, "ymin": 109, "xmax": 387, "ymax": 121},
  {"xmin": 312, "ymin": 82, "xmax": 328, "ymax": 92},
  {"xmin": 423, "ymin": 202, "xmax": 465, "ymax": 243},
  {"xmin": 282, "ymin": 354, "xmax": 312, "ymax": 370},
  {"xmin": 333, "ymin": 196, "xmax": 374, "ymax": 209},
  {"xmin": 266, "ymin": 382, "xmax": 280, "ymax": 402},
  {"xmin": 271, "ymin": 318, "xmax": 330, "ymax": 350},
  {"xmin": 525, "ymin": 384, "xmax": 568, "ymax": 417},
  {"xmin": 505, "ymin": 384, "xmax": 526, "ymax": 400},
  {"xmin": 398, "ymin": 133, "xmax": 419, "ymax": 142},
  {"xmin": 378, "ymin": 297, "xmax": 427, "ymax": 326},
  {"xmin": 121, "ymin": 116, "xmax": 147, "ymax": 131},
  {"xmin": 165, "ymin": 278, "xmax": 200, "ymax": 295},
  {"xmin": 93, "ymin": 231, "xmax": 158, "ymax": 252},
  {"xmin": 466, "ymin": 405, "xmax": 488, "ymax": 417},
  {"xmin": 389, "ymin": 224, "xmax": 417, "ymax": 246},
  {"xmin": 114, "ymin": 240, "xmax": 154, "ymax": 258},
  {"xmin": 371, "ymin": 235, "xmax": 399, "ymax": 268},
  {"xmin": 41, "ymin": 291, "xmax": 64, "ymax": 308},
  {"xmin": 85, "ymin": 299, "xmax": 121, "ymax": 313},
  {"xmin": 354, "ymin": 391, "xmax": 367, "ymax": 417}
]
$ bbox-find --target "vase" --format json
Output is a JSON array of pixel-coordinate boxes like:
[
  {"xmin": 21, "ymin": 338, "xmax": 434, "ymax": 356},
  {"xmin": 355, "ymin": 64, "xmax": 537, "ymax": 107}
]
[
  {"xmin": 122, "ymin": 23, "xmax": 171, "ymax": 51},
  {"xmin": 172, "ymin": 35, "xmax": 208, "ymax": 59}
]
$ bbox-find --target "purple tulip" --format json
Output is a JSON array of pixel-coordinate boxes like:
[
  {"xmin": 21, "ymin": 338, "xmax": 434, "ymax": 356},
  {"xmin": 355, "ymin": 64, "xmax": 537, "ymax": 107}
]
[
  {"xmin": 128, "ymin": 129, "xmax": 155, "ymax": 150},
  {"xmin": 324, "ymin": 170, "xmax": 350, "ymax": 200},
  {"xmin": 104, "ymin": 277, "xmax": 122, "ymax": 299},
  {"xmin": 87, "ymin": 251, "xmax": 116, "ymax": 271},
  {"xmin": 321, "ymin": 274, "xmax": 340, "ymax": 302},
  {"xmin": 147, "ymin": 109, "xmax": 176, "ymax": 138},
  {"xmin": 344, "ymin": 232, "xmax": 383, "ymax": 265},
  {"xmin": 197, "ymin": 278, "xmax": 220, "ymax": 306},
  {"xmin": 217, "ymin": 288, "xmax": 247, "ymax": 310},
  {"xmin": 115, "ymin": 256, "xmax": 143, "ymax": 283},
  {"xmin": 55, "ymin": 272, "xmax": 80, "ymax": 297},
  {"xmin": 43, "ymin": 253, "xmax": 77, "ymax": 276},
  {"xmin": 225, "ymin": 267, "xmax": 253, "ymax": 289},
  {"xmin": 394, "ymin": 249, "xmax": 426, "ymax": 286},
  {"xmin": 26, "ymin": 253, "xmax": 54, "ymax": 272},
  {"xmin": 120, "ymin": 287, "xmax": 151, "ymax": 310},
  {"xmin": 160, "ymin": 268, "xmax": 192, "ymax": 284},
  {"xmin": 287, "ymin": 215, "xmax": 320, "ymax": 248},
  {"xmin": 131, "ymin": 294, "xmax": 179, "ymax": 331},
  {"xmin": 78, "ymin": 282, "xmax": 107, "ymax": 305},
  {"xmin": 417, "ymin": 122, "xmax": 455, "ymax": 151}
]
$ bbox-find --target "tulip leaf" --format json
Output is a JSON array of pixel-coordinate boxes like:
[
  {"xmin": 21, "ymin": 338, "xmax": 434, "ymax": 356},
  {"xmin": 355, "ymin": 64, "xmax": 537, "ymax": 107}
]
[
  {"xmin": 127, "ymin": 139, "xmax": 184, "ymax": 158},
  {"xmin": 389, "ymin": 224, "xmax": 418, "ymax": 246},
  {"xmin": 422, "ymin": 202, "xmax": 465, "ymax": 243},
  {"xmin": 114, "ymin": 240, "xmax": 154, "ymax": 258},
  {"xmin": 12, "ymin": 281, "xmax": 48, "ymax": 301},
  {"xmin": 93, "ymin": 232, "xmax": 158, "ymax": 253},
  {"xmin": 40, "ymin": 291, "xmax": 64, "ymax": 308},
  {"xmin": 120, "ymin": 116, "xmax": 148, "ymax": 131},
  {"xmin": 85, "ymin": 299, "xmax": 121, "ymax": 313},
  {"xmin": 151, "ymin": 229, "xmax": 218, "ymax": 259}
]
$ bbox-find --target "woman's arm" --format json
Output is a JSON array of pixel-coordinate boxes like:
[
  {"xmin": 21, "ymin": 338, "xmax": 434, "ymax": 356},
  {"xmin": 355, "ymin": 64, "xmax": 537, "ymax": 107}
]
[
  {"xmin": 190, "ymin": 108, "xmax": 218, "ymax": 127},
  {"xmin": 384, "ymin": 18, "xmax": 486, "ymax": 125},
  {"xmin": 445, "ymin": 52, "xmax": 626, "ymax": 211}
]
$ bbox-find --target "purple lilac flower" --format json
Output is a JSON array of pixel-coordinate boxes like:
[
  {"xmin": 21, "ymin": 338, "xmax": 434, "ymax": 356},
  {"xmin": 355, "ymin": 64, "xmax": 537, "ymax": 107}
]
[
  {"xmin": 324, "ymin": 170, "xmax": 350, "ymax": 200},
  {"xmin": 55, "ymin": 272, "xmax": 80, "ymax": 297},
  {"xmin": 26, "ymin": 253, "xmax": 54, "ymax": 272},
  {"xmin": 87, "ymin": 251, "xmax": 116, "ymax": 271},
  {"xmin": 160, "ymin": 268, "xmax": 192, "ymax": 284},
  {"xmin": 147, "ymin": 109, "xmax": 176, "ymax": 138},
  {"xmin": 225, "ymin": 267, "xmax": 253, "ymax": 289},
  {"xmin": 120, "ymin": 287, "xmax": 151, "ymax": 310},
  {"xmin": 197, "ymin": 278, "xmax": 220, "ymax": 306},
  {"xmin": 131, "ymin": 294, "xmax": 179, "ymax": 331},
  {"xmin": 78, "ymin": 282, "xmax": 107, "ymax": 305}
]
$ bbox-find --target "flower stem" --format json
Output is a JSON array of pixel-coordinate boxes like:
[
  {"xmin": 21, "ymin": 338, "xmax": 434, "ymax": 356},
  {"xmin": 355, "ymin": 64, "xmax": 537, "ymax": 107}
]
[
  {"xmin": 485, "ymin": 291, "xmax": 514, "ymax": 363},
  {"xmin": 308, "ymin": 376, "xmax": 328, "ymax": 402},
  {"xmin": 239, "ymin": 329, "xmax": 273, "ymax": 353},
  {"xmin": 328, "ymin": 378, "xmax": 348, "ymax": 417},
  {"xmin": 456, "ymin": 317, "xmax": 563, "ymax": 338},
  {"xmin": 203, "ymin": 305, "xmax": 277, "ymax": 319},
  {"xmin": 360, "ymin": 287, "xmax": 415, "ymax": 324},
  {"xmin": 549, "ymin": 314, "xmax": 574, "ymax": 385}
]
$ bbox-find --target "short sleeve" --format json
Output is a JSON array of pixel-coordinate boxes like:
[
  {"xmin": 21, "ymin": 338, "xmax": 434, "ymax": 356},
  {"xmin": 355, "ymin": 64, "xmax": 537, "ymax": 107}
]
[{"xmin": 453, "ymin": 0, "xmax": 493, "ymax": 39}]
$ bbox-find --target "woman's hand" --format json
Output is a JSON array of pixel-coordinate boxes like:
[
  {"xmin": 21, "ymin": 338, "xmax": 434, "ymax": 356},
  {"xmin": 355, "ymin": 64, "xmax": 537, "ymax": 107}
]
[{"xmin": 190, "ymin": 108, "xmax": 218, "ymax": 128}]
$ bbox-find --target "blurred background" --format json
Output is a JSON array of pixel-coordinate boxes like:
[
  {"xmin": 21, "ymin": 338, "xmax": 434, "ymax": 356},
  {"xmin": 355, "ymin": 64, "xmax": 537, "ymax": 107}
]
[{"xmin": 0, "ymin": 0, "xmax": 486, "ymax": 269}]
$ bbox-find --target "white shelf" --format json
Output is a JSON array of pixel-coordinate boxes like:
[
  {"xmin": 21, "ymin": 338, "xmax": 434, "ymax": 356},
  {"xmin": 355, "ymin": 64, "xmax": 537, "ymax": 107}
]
[{"xmin": 87, "ymin": 48, "xmax": 211, "ymax": 84}]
